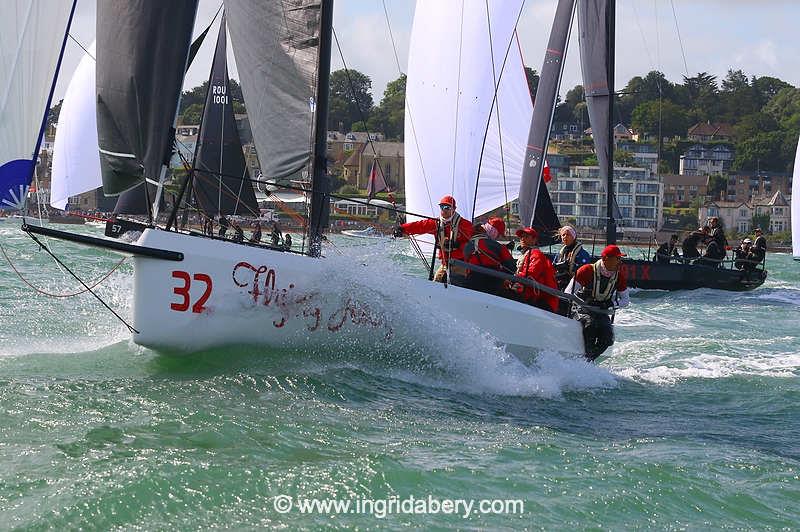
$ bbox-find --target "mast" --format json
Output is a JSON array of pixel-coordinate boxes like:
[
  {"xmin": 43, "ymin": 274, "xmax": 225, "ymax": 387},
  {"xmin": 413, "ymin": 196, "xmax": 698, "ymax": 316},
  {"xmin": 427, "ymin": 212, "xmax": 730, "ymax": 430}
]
[
  {"xmin": 605, "ymin": 0, "xmax": 617, "ymax": 244},
  {"xmin": 308, "ymin": 0, "xmax": 334, "ymax": 257},
  {"xmin": 518, "ymin": 0, "xmax": 575, "ymax": 237}
]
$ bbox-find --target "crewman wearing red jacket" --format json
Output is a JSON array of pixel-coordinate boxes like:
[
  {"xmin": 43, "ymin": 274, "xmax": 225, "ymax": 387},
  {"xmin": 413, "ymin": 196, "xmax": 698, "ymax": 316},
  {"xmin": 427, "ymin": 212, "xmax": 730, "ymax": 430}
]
[
  {"xmin": 394, "ymin": 195, "xmax": 473, "ymax": 285},
  {"xmin": 565, "ymin": 244, "xmax": 630, "ymax": 360},
  {"xmin": 508, "ymin": 227, "xmax": 559, "ymax": 313},
  {"xmin": 463, "ymin": 217, "xmax": 516, "ymax": 294}
]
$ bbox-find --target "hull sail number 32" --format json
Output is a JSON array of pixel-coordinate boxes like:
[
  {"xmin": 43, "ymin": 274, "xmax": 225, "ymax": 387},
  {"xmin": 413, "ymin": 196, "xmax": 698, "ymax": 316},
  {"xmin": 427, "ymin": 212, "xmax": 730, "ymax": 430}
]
[{"xmin": 170, "ymin": 271, "xmax": 213, "ymax": 313}]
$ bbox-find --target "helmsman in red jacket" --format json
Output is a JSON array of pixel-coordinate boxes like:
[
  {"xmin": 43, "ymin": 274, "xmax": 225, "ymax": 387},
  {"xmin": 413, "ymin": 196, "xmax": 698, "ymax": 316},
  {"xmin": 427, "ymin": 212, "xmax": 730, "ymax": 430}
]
[
  {"xmin": 508, "ymin": 227, "xmax": 559, "ymax": 313},
  {"xmin": 395, "ymin": 195, "xmax": 473, "ymax": 285}
]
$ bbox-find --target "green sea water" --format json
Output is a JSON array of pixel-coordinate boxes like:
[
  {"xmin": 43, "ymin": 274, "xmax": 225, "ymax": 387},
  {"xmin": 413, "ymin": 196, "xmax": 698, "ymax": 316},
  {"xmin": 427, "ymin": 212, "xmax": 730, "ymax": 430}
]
[{"xmin": 0, "ymin": 222, "xmax": 798, "ymax": 529}]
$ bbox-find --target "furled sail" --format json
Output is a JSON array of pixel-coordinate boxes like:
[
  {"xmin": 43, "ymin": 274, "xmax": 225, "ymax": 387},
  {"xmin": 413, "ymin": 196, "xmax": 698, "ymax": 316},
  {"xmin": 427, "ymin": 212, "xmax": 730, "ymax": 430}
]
[
  {"xmin": 96, "ymin": 0, "xmax": 199, "ymax": 199},
  {"xmin": 225, "ymin": 0, "xmax": 322, "ymax": 180},
  {"xmin": 191, "ymin": 14, "xmax": 258, "ymax": 217},
  {"xmin": 51, "ymin": 42, "xmax": 101, "ymax": 210},
  {"xmin": 517, "ymin": 0, "xmax": 574, "ymax": 240},
  {"xmin": 0, "ymin": 1, "xmax": 74, "ymax": 210},
  {"xmin": 792, "ymin": 135, "xmax": 800, "ymax": 259},
  {"xmin": 404, "ymin": 0, "xmax": 531, "ymax": 223}
]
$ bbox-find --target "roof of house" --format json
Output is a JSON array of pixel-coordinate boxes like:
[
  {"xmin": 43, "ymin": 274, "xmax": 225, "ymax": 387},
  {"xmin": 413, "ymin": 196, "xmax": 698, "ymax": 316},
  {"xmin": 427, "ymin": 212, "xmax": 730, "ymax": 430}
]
[
  {"xmin": 361, "ymin": 142, "xmax": 404, "ymax": 158},
  {"xmin": 662, "ymin": 174, "xmax": 708, "ymax": 187},
  {"xmin": 687, "ymin": 121, "xmax": 734, "ymax": 138},
  {"xmin": 703, "ymin": 199, "xmax": 751, "ymax": 209},
  {"xmin": 754, "ymin": 190, "xmax": 789, "ymax": 207}
]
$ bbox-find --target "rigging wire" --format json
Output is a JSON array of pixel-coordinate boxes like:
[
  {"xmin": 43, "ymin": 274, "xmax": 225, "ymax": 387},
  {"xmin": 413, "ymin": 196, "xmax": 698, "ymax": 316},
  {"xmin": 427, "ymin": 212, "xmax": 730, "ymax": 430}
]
[
  {"xmin": 1, "ymin": 242, "xmax": 126, "ymax": 298},
  {"xmin": 669, "ymin": 0, "xmax": 690, "ymax": 76},
  {"xmin": 22, "ymin": 229, "xmax": 138, "ymax": 333}
]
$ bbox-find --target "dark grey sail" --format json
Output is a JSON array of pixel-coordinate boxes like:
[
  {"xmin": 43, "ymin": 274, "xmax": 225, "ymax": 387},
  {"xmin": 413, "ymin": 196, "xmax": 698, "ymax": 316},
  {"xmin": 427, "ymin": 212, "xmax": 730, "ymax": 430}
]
[
  {"xmin": 191, "ymin": 14, "xmax": 258, "ymax": 217},
  {"xmin": 577, "ymin": 0, "xmax": 620, "ymax": 242},
  {"xmin": 225, "ymin": 1, "xmax": 322, "ymax": 181},
  {"xmin": 96, "ymin": 1, "xmax": 198, "ymax": 202},
  {"xmin": 518, "ymin": 0, "xmax": 574, "ymax": 243}
]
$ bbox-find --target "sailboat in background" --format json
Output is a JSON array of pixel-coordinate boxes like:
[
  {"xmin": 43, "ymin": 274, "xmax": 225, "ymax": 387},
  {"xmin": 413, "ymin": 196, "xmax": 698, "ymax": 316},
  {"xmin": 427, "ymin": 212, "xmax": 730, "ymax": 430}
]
[
  {"xmin": 0, "ymin": 1, "xmax": 76, "ymax": 213},
  {"xmin": 51, "ymin": 41, "xmax": 102, "ymax": 212},
  {"xmin": 533, "ymin": 0, "xmax": 767, "ymax": 291},
  {"xmin": 178, "ymin": 13, "xmax": 258, "ymax": 223},
  {"xmin": 792, "ymin": 136, "xmax": 800, "ymax": 261},
  {"xmin": 25, "ymin": 0, "xmax": 587, "ymax": 359}
]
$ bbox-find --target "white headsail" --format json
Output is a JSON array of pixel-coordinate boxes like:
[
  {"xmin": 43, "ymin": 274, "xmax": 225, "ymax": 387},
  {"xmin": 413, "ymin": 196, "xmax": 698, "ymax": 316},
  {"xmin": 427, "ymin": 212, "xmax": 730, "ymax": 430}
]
[
  {"xmin": 0, "ymin": 1, "xmax": 74, "ymax": 209},
  {"xmin": 51, "ymin": 41, "xmax": 101, "ymax": 211},
  {"xmin": 404, "ymin": 0, "xmax": 531, "ymax": 222},
  {"xmin": 792, "ymin": 135, "xmax": 800, "ymax": 258}
]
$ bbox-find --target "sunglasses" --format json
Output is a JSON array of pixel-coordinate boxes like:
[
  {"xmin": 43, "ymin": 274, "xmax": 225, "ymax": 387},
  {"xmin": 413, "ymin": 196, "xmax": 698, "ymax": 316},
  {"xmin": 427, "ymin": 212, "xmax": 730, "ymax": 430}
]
[{"xmin": 439, "ymin": 204, "xmax": 453, "ymax": 210}]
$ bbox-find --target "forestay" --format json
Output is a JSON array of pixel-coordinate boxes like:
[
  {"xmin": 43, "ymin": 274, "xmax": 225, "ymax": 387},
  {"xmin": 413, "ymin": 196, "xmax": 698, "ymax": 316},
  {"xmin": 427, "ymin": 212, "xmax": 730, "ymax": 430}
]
[
  {"xmin": 225, "ymin": 0, "xmax": 322, "ymax": 181},
  {"xmin": 0, "ymin": 1, "xmax": 73, "ymax": 210},
  {"xmin": 404, "ymin": 0, "xmax": 531, "ymax": 222},
  {"xmin": 51, "ymin": 42, "xmax": 101, "ymax": 211}
]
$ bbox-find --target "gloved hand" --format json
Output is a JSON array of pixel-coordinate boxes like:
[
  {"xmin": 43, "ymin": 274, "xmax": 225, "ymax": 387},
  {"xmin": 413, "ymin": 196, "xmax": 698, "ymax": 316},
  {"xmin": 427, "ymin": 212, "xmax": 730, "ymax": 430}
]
[
  {"xmin": 393, "ymin": 225, "xmax": 404, "ymax": 237},
  {"xmin": 506, "ymin": 240, "xmax": 516, "ymax": 251}
]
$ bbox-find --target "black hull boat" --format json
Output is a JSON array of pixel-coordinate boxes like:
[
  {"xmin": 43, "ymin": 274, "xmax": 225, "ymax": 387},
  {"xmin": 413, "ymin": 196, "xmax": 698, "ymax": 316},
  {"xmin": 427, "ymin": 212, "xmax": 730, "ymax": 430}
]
[{"xmin": 619, "ymin": 258, "xmax": 766, "ymax": 292}]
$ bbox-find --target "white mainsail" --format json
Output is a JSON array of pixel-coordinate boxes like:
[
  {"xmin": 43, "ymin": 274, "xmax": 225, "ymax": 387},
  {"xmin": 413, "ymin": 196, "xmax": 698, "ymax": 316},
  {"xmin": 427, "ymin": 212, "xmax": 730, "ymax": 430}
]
[
  {"xmin": 792, "ymin": 135, "xmax": 800, "ymax": 259},
  {"xmin": 0, "ymin": 1, "xmax": 74, "ymax": 209},
  {"xmin": 404, "ymin": 0, "xmax": 532, "ymax": 222},
  {"xmin": 51, "ymin": 41, "xmax": 101, "ymax": 210}
]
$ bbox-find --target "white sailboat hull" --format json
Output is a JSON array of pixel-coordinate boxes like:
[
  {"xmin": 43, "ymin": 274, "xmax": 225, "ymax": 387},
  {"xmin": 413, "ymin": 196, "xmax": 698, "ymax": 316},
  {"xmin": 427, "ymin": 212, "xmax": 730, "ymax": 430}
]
[{"xmin": 132, "ymin": 229, "xmax": 586, "ymax": 360}]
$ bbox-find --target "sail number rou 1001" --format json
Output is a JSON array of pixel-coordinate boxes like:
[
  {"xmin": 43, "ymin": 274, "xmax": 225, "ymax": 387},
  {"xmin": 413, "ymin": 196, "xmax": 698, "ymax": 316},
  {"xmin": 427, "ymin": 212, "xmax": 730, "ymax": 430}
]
[{"xmin": 170, "ymin": 271, "xmax": 212, "ymax": 313}]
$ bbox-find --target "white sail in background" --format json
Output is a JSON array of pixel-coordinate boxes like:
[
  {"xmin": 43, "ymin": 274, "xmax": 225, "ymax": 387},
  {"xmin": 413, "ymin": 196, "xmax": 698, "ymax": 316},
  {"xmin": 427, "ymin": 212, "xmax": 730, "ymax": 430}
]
[
  {"xmin": 0, "ymin": 1, "xmax": 73, "ymax": 208},
  {"xmin": 51, "ymin": 41, "xmax": 100, "ymax": 210},
  {"xmin": 792, "ymin": 135, "xmax": 800, "ymax": 258},
  {"xmin": 404, "ymin": 0, "xmax": 531, "ymax": 222}
]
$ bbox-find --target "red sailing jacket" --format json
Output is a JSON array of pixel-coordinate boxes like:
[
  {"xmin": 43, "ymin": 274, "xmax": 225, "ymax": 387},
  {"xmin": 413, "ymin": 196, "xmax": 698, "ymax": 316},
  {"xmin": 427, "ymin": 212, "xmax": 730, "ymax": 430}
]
[
  {"xmin": 401, "ymin": 215, "xmax": 473, "ymax": 262},
  {"xmin": 516, "ymin": 248, "xmax": 559, "ymax": 312},
  {"xmin": 464, "ymin": 235, "xmax": 517, "ymax": 271}
]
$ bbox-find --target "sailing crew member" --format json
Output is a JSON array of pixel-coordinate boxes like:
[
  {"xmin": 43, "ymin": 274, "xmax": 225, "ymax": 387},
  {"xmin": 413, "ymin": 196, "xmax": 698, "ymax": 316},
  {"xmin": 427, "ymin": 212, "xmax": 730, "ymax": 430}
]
[
  {"xmin": 708, "ymin": 217, "xmax": 728, "ymax": 255},
  {"xmin": 232, "ymin": 222, "xmax": 245, "ymax": 243},
  {"xmin": 734, "ymin": 238, "xmax": 755, "ymax": 270},
  {"xmin": 566, "ymin": 244, "xmax": 630, "ymax": 361},
  {"xmin": 250, "ymin": 222, "xmax": 262, "ymax": 244},
  {"xmin": 553, "ymin": 225, "xmax": 591, "ymax": 290},
  {"xmin": 508, "ymin": 227, "xmax": 559, "ymax": 313},
  {"xmin": 270, "ymin": 221, "xmax": 282, "ymax": 247},
  {"xmin": 681, "ymin": 227, "xmax": 708, "ymax": 262},
  {"xmin": 283, "ymin": 233, "xmax": 292, "ymax": 251},
  {"xmin": 654, "ymin": 234, "xmax": 680, "ymax": 264},
  {"xmin": 394, "ymin": 195, "xmax": 473, "ymax": 285},
  {"xmin": 218, "ymin": 215, "xmax": 230, "ymax": 238},
  {"xmin": 463, "ymin": 217, "xmax": 516, "ymax": 294},
  {"xmin": 751, "ymin": 227, "xmax": 767, "ymax": 263}
]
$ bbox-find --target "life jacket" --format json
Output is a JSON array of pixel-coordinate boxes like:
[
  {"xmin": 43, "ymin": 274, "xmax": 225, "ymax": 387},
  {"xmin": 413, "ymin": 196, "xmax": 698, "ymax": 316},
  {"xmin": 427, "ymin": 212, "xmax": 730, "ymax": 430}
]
[
  {"xmin": 437, "ymin": 213, "xmax": 463, "ymax": 253},
  {"xmin": 465, "ymin": 233, "xmax": 505, "ymax": 270},
  {"xmin": 577, "ymin": 260, "xmax": 618, "ymax": 308},
  {"xmin": 555, "ymin": 241, "xmax": 585, "ymax": 279}
]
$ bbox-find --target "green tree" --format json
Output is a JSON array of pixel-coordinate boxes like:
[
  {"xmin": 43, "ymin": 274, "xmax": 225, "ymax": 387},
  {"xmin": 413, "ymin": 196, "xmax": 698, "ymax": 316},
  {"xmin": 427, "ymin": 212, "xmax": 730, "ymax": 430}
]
[
  {"xmin": 751, "ymin": 76, "xmax": 793, "ymax": 107},
  {"xmin": 719, "ymin": 69, "xmax": 759, "ymax": 123},
  {"xmin": 751, "ymin": 213, "xmax": 770, "ymax": 233},
  {"xmin": 631, "ymin": 100, "xmax": 689, "ymax": 138},
  {"xmin": 524, "ymin": 67, "xmax": 539, "ymax": 101},
  {"xmin": 707, "ymin": 174, "xmax": 727, "ymax": 200},
  {"xmin": 614, "ymin": 150, "xmax": 635, "ymax": 167},
  {"xmin": 327, "ymin": 69, "xmax": 374, "ymax": 133},
  {"xmin": 733, "ymin": 131, "xmax": 786, "ymax": 171},
  {"xmin": 367, "ymin": 74, "xmax": 405, "ymax": 139},
  {"xmin": 682, "ymin": 72, "xmax": 719, "ymax": 122},
  {"xmin": 733, "ymin": 112, "xmax": 779, "ymax": 140},
  {"xmin": 181, "ymin": 103, "xmax": 203, "ymax": 125}
]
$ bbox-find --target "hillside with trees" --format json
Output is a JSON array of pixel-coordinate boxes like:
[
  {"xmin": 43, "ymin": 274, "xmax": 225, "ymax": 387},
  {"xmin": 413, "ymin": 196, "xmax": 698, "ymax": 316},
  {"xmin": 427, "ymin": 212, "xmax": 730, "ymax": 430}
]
[{"xmin": 175, "ymin": 67, "xmax": 799, "ymax": 174}]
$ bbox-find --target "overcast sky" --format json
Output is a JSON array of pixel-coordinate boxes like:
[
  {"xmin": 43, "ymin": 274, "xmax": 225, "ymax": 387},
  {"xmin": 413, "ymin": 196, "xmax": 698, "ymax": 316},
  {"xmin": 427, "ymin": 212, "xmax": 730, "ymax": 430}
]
[{"xmin": 57, "ymin": 0, "xmax": 800, "ymax": 105}]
